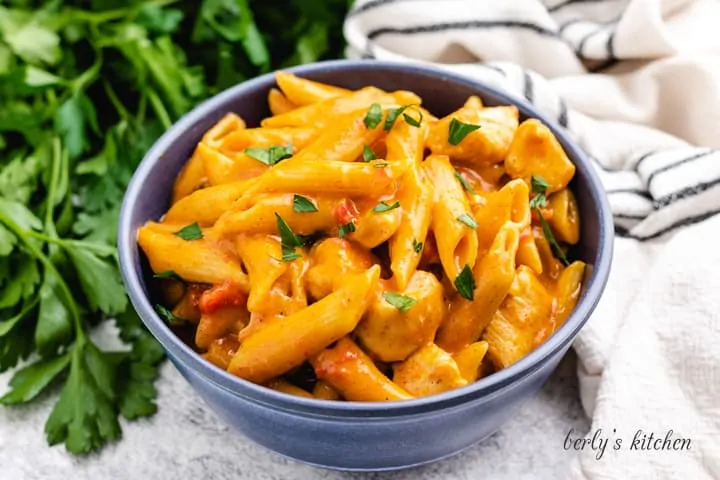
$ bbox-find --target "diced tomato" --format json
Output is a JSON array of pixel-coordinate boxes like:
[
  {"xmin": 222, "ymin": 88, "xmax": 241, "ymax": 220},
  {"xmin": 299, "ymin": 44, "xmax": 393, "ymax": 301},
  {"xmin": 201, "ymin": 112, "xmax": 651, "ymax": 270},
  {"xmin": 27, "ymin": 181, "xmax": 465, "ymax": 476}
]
[
  {"xmin": 199, "ymin": 280, "xmax": 247, "ymax": 314},
  {"xmin": 334, "ymin": 198, "xmax": 359, "ymax": 225}
]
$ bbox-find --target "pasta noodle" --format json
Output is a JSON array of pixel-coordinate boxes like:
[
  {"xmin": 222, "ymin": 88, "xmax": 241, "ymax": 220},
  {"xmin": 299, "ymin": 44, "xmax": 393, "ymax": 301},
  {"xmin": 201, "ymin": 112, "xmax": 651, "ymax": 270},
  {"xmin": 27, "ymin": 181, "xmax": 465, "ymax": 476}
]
[{"xmin": 138, "ymin": 72, "xmax": 586, "ymax": 401}]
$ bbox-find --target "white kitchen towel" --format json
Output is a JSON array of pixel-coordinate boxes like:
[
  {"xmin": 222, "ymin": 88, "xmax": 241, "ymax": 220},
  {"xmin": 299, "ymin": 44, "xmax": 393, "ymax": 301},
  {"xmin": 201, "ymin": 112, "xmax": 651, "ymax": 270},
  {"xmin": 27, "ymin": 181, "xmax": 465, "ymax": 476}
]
[{"xmin": 345, "ymin": 0, "xmax": 720, "ymax": 478}]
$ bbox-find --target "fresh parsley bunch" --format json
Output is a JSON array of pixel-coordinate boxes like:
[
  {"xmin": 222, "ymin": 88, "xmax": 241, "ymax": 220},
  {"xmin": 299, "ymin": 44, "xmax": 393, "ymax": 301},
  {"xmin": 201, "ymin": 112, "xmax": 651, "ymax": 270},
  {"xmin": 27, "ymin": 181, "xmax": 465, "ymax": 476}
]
[{"xmin": 0, "ymin": 0, "xmax": 350, "ymax": 455}]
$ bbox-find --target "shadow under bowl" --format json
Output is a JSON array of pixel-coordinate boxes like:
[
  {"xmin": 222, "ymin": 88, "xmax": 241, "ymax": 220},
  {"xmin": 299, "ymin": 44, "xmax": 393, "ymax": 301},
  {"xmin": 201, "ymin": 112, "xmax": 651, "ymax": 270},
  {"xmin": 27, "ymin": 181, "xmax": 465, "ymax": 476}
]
[{"xmin": 118, "ymin": 59, "xmax": 613, "ymax": 472}]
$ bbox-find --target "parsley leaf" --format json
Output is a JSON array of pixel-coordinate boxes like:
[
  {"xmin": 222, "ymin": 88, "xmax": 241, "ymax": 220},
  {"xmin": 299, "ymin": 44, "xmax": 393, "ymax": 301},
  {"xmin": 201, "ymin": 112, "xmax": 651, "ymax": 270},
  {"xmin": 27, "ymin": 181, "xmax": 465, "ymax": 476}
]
[
  {"xmin": 338, "ymin": 221, "xmax": 356, "ymax": 238},
  {"xmin": 531, "ymin": 175, "xmax": 550, "ymax": 193},
  {"xmin": 413, "ymin": 239, "xmax": 423, "ymax": 254},
  {"xmin": 448, "ymin": 118, "xmax": 481, "ymax": 145},
  {"xmin": 454, "ymin": 171, "xmax": 477, "ymax": 194},
  {"xmin": 373, "ymin": 162, "xmax": 389, "ymax": 168},
  {"xmin": 275, "ymin": 213, "xmax": 304, "ymax": 248},
  {"xmin": 538, "ymin": 211, "xmax": 570, "ymax": 266},
  {"xmin": 66, "ymin": 245, "xmax": 128, "ymax": 315},
  {"xmin": 293, "ymin": 194, "xmax": 318, "ymax": 213},
  {"xmin": 382, "ymin": 292, "xmax": 417, "ymax": 313},
  {"xmin": 0, "ymin": 354, "xmax": 70, "ymax": 405},
  {"xmin": 362, "ymin": 144, "xmax": 377, "ymax": 162},
  {"xmin": 529, "ymin": 175, "xmax": 569, "ymax": 265},
  {"xmin": 245, "ymin": 143, "xmax": 294, "ymax": 166},
  {"xmin": 154, "ymin": 304, "xmax": 181, "ymax": 324},
  {"xmin": 384, "ymin": 104, "xmax": 421, "ymax": 131},
  {"xmin": 45, "ymin": 342, "xmax": 121, "ymax": 454},
  {"xmin": 173, "ymin": 222, "xmax": 203, "ymax": 241},
  {"xmin": 454, "ymin": 265, "xmax": 476, "ymax": 301},
  {"xmin": 373, "ymin": 201, "xmax": 400, "ymax": 213},
  {"xmin": 115, "ymin": 308, "xmax": 164, "ymax": 420},
  {"xmin": 364, "ymin": 103, "xmax": 383, "ymax": 129},
  {"xmin": 457, "ymin": 213, "xmax": 478, "ymax": 229},
  {"xmin": 153, "ymin": 270, "xmax": 181, "ymax": 280}
]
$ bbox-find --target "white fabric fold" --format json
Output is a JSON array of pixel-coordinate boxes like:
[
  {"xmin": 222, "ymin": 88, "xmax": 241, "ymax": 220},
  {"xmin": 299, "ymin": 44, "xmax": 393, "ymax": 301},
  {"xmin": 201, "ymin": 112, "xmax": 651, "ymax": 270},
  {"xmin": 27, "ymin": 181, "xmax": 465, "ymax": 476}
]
[{"xmin": 345, "ymin": 0, "xmax": 720, "ymax": 477}]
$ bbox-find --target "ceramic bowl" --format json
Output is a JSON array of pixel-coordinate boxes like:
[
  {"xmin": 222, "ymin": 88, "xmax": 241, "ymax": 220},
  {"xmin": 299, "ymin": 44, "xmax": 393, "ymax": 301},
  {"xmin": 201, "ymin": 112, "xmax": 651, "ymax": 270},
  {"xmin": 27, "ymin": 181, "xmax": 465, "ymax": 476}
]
[{"xmin": 118, "ymin": 59, "xmax": 613, "ymax": 472}]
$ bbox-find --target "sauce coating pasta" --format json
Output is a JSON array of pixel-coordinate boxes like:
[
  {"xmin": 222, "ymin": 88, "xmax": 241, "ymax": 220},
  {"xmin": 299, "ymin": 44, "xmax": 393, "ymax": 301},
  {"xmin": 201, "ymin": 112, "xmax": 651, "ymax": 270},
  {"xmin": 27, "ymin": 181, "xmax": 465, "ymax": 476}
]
[{"xmin": 138, "ymin": 73, "xmax": 585, "ymax": 401}]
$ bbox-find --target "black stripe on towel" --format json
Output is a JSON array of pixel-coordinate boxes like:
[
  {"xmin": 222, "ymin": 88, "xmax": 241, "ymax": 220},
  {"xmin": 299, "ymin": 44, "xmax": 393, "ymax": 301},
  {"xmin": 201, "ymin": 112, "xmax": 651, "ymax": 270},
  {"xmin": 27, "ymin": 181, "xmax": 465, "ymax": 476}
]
[
  {"xmin": 367, "ymin": 21, "xmax": 560, "ymax": 41},
  {"xmin": 606, "ymin": 188, "xmax": 652, "ymax": 199},
  {"xmin": 481, "ymin": 64, "xmax": 508, "ymax": 76},
  {"xmin": 347, "ymin": 0, "xmax": 401, "ymax": 17},
  {"xmin": 614, "ymin": 212, "xmax": 646, "ymax": 220},
  {"xmin": 654, "ymin": 176, "xmax": 720, "ymax": 209},
  {"xmin": 615, "ymin": 207, "xmax": 720, "ymax": 241},
  {"xmin": 523, "ymin": 71, "xmax": 535, "ymax": 104},
  {"xmin": 646, "ymin": 149, "xmax": 715, "ymax": 186},
  {"xmin": 549, "ymin": 0, "xmax": 615, "ymax": 13},
  {"xmin": 632, "ymin": 150, "xmax": 658, "ymax": 172},
  {"xmin": 558, "ymin": 99, "xmax": 569, "ymax": 127},
  {"xmin": 589, "ymin": 58, "xmax": 619, "ymax": 72}
]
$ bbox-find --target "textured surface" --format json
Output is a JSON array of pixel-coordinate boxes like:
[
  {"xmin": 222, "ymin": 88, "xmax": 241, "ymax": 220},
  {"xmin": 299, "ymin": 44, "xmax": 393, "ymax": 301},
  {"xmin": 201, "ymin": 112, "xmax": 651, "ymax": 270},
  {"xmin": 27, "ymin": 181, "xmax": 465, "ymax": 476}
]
[{"xmin": 0, "ymin": 352, "xmax": 587, "ymax": 480}]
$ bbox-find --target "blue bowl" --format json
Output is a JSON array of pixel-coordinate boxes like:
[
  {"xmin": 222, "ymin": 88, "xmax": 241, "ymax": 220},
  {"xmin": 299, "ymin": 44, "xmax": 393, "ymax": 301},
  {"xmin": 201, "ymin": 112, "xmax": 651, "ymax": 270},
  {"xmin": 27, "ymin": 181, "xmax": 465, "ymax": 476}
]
[{"xmin": 118, "ymin": 60, "xmax": 613, "ymax": 472}]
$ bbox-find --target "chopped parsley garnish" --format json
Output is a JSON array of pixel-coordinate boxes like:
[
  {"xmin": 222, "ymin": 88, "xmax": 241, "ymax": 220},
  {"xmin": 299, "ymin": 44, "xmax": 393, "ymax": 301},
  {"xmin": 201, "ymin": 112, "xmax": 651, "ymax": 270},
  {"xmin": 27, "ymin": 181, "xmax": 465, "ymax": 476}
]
[
  {"xmin": 173, "ymin": 222, "xmax": 203, "ymax": 240},
  {"xmin": 155, "ymin": 304, "xmax": 182, "ymax": 324},
  {"xmin": 364, "ymin": 103, "xmax": 383, "ymax": 129},
  {"xmin": 531, "ymin": 175, "xmax": 550, "ymax": 193},
  {"xmin": 373, "ymin": 162, "xmax": 389, "ymax": 168},
  {"xmin": 384, "ymin": 104, "xmax": 422, "ymax": 131},
  {"xmin": 292, "ymin": 194, "xmax": 318, "ymax": 213},
  {"xmin": 448, "ymin": 118, "xmax": 481, "ymax": 145},
  {"xmin": 529, "ymin": 174, "xmax": 550, "ymax": 208},
  {"xmin": 245, "ymin": 143, "xmax": 294, "ymax": 166},
  {"xmin": 362, "ymin": 145, "xmax": 377, "ymax": 162},
  {"xmin": 454, "ymin": 171, "xmax": 477, "ymax": 194},
  {"xmin": 338, "ymin": 221, "xmax": 356, "ymax": 238},
  {"xmin": 457, "ymin": 213, "xmax": 478, "ymax": 229},
  {"xmin": 454, "ymin": 265, "xmax": 475, "ymax": 301},
  {"xmin": 372, "ymin": 201, "xmax": 400, "ymax": 213},
  {"xmin": 382, "ymin": 292, "xmax": 417, "ymax": 313},
  {"xmin": 153, "ymin": 270, "xmax": 182, "ymax": 282},
  {"xmin": 275, "ymin": 213, "xmax": 305, "ymax": 261},
  {"xmin": 413, "ymin": 239, "xmax": 423, "ymax": 253},
  {"xmin": 529, "ymin": 175, "xmax": 570, "ymax": 266},
  {"xmin": 538, "ymin": 213, "xmax": 570, "ymax": 266}
]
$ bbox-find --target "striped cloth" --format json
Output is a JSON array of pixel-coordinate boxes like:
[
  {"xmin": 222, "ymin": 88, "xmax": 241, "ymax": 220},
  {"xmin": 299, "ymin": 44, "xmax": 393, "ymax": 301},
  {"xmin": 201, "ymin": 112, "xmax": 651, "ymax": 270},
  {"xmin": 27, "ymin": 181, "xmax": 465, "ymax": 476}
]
[{"xmin": 345, "ymin": 0, "xmax": 720, "ymax": 478}]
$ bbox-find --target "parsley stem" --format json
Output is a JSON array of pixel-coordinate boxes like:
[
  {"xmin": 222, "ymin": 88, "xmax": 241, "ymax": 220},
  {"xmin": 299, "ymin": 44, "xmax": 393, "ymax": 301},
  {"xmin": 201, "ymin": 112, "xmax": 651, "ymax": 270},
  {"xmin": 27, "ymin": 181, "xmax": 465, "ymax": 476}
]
[
  {"xmin": 0, "ymin": 213, "xmax": 85, "ymax": 341},
  {"xmin": 147, "ymin": 89, "xmax": 172, "ymax": 130},
  {"xmin": 20, "ymin": 229, "xmax": 117, "ymax": 257},
  {"xmin": 103, "ymin": 81, "xmax": 130, "ymax": 121},
  {"xmin": 66, "ymin": 0, "xmax": 181, "ymax": 24},
  {"xmin": 44, "ymin": 137, "xmax": 63, "ymax": 236}
]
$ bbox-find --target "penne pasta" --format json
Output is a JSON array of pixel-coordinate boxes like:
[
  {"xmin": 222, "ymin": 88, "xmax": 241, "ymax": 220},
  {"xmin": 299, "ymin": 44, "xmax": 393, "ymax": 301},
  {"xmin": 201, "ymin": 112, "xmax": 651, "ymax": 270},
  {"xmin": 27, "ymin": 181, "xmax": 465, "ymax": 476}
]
[
  {"xmin": 215, "ymin": 193, "xmax": 342, "ymax": 236},
  {"xmin": 228, "ymin": 266, "xmax": 380, "ymax": 384},
  {"xmin": 142, "ymin": 73, "xmax": 586, "ymax": 402},
  {"xmin": 436, "ymin": 223, "xmax": 520, "ymax": 352},
  {"xmin": 453, "ymin": 341, "xmax": 489, "ymax": 383},
  {"xmin": 164, "ymin": 181, "xmax": 250, "ymax": 227},
  {"xmin": 268, "ymin": 87, "xmax": 297, "ymax": 116},
  {"xmin": 219, "ymin": 127, "xmax": 317, "ymax": 153},
  {"xmin": 276, "ymin": 71, "xmax": 351, "ymax": 106},
  {"xmin": 483, "ymin": 266, "xmax": 555, "ymax": 369},
  {"xmin": 311, "ymin": 337, "xmax": 413, "ymax": 402},
  {"xmin": 265, "ymin": 378, "xmax": 314, "ymax": 398},
  {"xmin": 237, "ymin": 159, "xmax": 405, "ymax": 198},
  {"xmin": 389, "ymin": 166, "xmax": 433, "ymax": 290},
  {"xmin": 138, "ymin": 223, "xmax": 249, "ymax": 290},
  {"xmin": 424, "ymin": 154, "xmax": 478, "ymax": 284}
]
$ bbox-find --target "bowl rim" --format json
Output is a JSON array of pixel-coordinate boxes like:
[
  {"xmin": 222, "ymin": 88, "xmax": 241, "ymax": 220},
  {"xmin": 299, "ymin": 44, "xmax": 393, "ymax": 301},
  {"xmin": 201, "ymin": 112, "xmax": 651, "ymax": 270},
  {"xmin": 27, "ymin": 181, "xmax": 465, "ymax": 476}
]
[{"xmin": 118, "ymin": 59, "xmax": 614, "ymax": 417}]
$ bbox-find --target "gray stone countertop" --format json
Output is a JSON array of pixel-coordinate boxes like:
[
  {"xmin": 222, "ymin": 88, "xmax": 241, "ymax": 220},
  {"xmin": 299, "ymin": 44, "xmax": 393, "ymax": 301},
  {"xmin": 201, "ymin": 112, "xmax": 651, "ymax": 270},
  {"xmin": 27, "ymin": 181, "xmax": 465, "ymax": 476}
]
[{"xmin": 1, "ymin": 351, "xmax": 588, "ymax": 480}]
